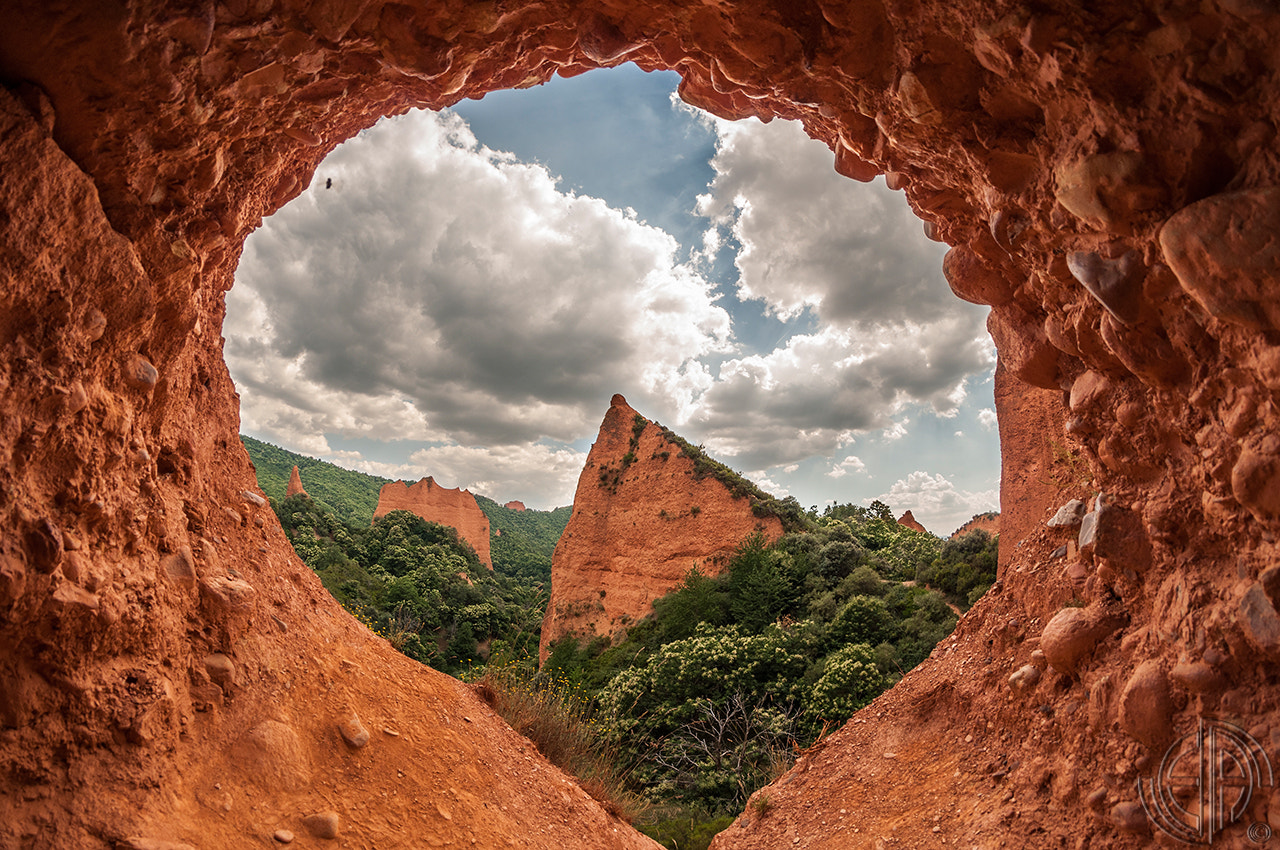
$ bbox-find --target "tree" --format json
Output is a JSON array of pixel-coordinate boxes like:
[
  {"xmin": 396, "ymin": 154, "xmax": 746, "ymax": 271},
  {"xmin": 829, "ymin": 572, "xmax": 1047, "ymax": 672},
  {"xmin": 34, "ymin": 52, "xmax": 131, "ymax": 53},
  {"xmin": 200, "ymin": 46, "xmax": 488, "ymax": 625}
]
[
  {"xmin": 654, "ymin": 566, "xmax": 729, "ymax": 641},
  {"xmin": 829, "ymin": 595, "xmax": 895, "ymax": 648},
  {"xmin": 728, "ymin": 533, "xmax": 791, "ymax": 633},
  {"xmin": 806, "ymin": 643, "xmax": 886, "ymax": 722},
  {"xmin": 447, "ymin": 621, "xmax": 477, "ymax": 667},
  {"xmin": 841, "ymin": 565, "xmax": 884, "ymax": 598}
]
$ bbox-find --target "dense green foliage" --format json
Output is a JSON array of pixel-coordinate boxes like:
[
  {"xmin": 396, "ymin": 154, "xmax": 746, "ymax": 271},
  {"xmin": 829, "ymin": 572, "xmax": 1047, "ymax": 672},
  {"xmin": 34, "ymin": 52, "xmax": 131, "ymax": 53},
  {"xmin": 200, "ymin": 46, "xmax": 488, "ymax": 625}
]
[
  {"xmin": 529, "ymin": 503, "xmax": 998, "ymax": 843},
  {"xmin": 475, "ymin": 495, "xmax": 571, "ymax": 586},
  {"xmin": 638, "ymin": 814, "xmax": 736, "ymax": 850},
  {"xmin": 242, "ymin": 435, "xmax": 570, "ymax": 579},
  {"xmin": 271, "ymin": 494, "xmax": 550, "ymax": 672},
  {"xmin": 916, "ymin": 529, "xmax": 999, "ymax": 608},
  {"xmin": 242, "ymin": 435, "xmax": 388, "ymax": 526}
]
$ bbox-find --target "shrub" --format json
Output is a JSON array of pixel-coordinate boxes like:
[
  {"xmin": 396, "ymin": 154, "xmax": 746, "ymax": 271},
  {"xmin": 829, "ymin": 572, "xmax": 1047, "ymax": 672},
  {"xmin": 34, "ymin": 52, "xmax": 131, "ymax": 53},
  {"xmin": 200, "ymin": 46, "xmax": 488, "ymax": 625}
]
[
  {"xmin": 639, "ymin": 813, "xmax": 735, "ymax": 850},
  {"xmin": 840, "ymin": 565, "xmax": 884, "ymax": 598},
  {"xmin": 806, "ymin": 643, "xmax": 887, "ymax": 723},
  {"xmin": 829, "ymin": 595, "xmax": 895, "ymax": 648}
]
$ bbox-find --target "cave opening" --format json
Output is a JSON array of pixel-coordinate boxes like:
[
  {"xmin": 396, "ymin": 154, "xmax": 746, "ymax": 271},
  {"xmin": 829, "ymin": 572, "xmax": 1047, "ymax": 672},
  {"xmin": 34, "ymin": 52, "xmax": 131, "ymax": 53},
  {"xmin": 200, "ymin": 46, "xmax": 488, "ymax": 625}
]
[{"xmin": 222, "ymin": 60, "xmax": 1008, "ymax": 832}]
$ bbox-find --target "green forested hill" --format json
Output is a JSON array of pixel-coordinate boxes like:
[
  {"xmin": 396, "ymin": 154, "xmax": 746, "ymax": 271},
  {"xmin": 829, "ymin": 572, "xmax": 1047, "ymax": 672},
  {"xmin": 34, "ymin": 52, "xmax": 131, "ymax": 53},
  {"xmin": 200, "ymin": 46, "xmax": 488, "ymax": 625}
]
[
  {"xmin": 241, "ymin": 435, "xmax": 390, "ymax": 526},
  {"xmin": 241, "ymin": 436, "xmax": 570, "ymax": 575},
  {"xmin": 240, "ymin": 435, "xmax": 571, "ymax": 670},
  {"xmin": 475, "ymin": 495, "xmax": 571, "ymax": 585}
]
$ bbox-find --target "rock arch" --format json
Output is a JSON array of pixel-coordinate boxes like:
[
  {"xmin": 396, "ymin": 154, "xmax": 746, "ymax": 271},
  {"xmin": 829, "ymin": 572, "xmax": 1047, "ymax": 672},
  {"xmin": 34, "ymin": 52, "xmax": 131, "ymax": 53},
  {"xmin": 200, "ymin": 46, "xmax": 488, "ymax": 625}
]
[{"xmin": 1, "ymin": 2, "xmax": 1277, "ymax": 846}]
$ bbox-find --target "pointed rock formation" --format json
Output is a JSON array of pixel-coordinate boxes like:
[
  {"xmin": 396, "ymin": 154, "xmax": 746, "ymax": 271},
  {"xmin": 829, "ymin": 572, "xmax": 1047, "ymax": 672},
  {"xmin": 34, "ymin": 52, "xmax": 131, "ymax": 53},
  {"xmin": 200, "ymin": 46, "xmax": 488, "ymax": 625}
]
[
  {"xmin": 374, "ymin": 478, "xmax": 492, "ymax": 569},
  {"xmin": 286, "ymin": 465, "xmax": 308, "ymax": 499},
  {"xmin": 503, "ymin": 500, "xmax": 526, "ymax": 512},
  {"xmin": 541, "ymin": 395, "xmax": 785, "ymax": 661},
  {"xmin": 896, "ymin": 510, "xmax": 928, "ymax": 534}
]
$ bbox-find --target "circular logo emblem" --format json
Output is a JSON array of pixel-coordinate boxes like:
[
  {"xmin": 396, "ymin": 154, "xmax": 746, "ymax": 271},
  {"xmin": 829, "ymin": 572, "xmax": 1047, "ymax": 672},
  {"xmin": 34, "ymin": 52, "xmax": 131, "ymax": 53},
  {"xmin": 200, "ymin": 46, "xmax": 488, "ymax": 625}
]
[{"xmin": 1139, "ymin": 718, "xmax": 1274, "ymax": 844}]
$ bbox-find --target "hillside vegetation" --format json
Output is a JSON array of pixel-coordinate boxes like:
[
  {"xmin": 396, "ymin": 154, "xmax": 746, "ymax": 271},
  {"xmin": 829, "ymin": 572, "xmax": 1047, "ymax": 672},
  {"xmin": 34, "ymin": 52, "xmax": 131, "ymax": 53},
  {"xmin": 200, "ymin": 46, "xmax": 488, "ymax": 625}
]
[
  {"xmin": 475, "ymin": 494, "xmax": 572, "ymax": 585},
  {"xmin": 241, "ymin": 436, "xmax": 570, "ymax": 578},
  {"xmin": 242, "ymin": 435, "xmax": 388, "ymax": 525},
  {"xmin": 246, "ymin": 437, "xmax": 997, "ymax": 850},
  {"xmin": 241, "ymin": 437, "xmax": 570, "ymax": 671},
  {"xmin": 273, "ymin": 496, "xmax": 547, "ymax": 669},
  {"xmin": 530, "ymin": 502, "xmax": 997, "ymax": 833}
]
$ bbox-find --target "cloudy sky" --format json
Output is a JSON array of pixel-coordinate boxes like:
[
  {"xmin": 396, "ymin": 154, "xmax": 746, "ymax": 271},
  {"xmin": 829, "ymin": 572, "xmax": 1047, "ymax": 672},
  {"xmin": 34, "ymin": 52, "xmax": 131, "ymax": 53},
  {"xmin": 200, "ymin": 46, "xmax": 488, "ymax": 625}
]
[{"xmin": 226, "ymin": 65, "xmax": 1000, "ymax": 535}]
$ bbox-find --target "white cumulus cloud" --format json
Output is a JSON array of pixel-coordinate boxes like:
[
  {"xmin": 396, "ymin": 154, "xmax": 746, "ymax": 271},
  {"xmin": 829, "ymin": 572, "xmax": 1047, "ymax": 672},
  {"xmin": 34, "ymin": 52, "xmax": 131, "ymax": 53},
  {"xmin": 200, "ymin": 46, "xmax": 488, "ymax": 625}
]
[
  {"xmin": 873, "ymin": 471, "xmax": 999, "ymax": 538},
  {"xmin": 227, "ymin": 94, "xmax": 999, "ymax": 509},
  {"xmin": 676, "ymin": 113, "xmax": 993, "ymax": 469},
  {"xmin": 227, "ymin": 108, "xmax": 731, "ymax": 496},
  {"xmin": 826, "ymin": 456, "xmax": 867, "ymax": 479}
]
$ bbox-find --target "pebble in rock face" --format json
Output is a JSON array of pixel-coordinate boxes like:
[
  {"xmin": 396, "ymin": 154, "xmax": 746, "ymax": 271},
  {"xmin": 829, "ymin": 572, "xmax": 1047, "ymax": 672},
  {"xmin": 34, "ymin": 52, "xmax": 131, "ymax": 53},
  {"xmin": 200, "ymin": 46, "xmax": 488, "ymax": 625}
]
[
  {"xmin": 203, "ymin": 653, "xmax": 236, "ymax": 687},
  {"xmin": 1008, "ymin": 664, "xmax": 1041, "ymax": 694},
  {"xmin": 273, "ymin": 829, "xmax": 294, "ymax": 844},
  {"xmin": 1047, "ymin": 499, "xmax": 1086, "ymax": 529},
  {"xmin": 1110, "ymin": 800, "xmax": 1149, "ymax": 833},
  {"xmin": 303, "ymin": 811, "xmax": 341, "ymax": 839},
  {"xmin": 1159, "ymin": 186, "xmax": 1280, "ymax": 332},
  {"xmin": 1067, "ymin": 250, "xmax": 1144, "ymax": 325},
  {"xmin": 1231, "ymin": 443, "xmax": 1280, "ymax": 522},
  {"xmin": 1119, "ymin": 661, "xmax": 1173, "ymax": 749},
  {"xmin": 339, "ymin": 711, "xmax": 370, "ymax": 748},
  {"xmin": 123, "ymin": 354, "xmax": 159, "ymax": 390},
  {"xmin": 1039, "ymin": 607, "xmax": 1114, "ymax": 674},
  {"xmin": 1239, "ymin": 583, "xmax": 1280, "ymax": 656}
]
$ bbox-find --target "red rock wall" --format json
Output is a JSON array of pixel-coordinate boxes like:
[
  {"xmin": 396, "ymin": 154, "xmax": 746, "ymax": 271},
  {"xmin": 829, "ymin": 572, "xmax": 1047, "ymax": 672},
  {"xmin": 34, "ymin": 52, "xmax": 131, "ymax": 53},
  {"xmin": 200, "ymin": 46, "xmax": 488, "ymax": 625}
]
[
  {"xmin": 0, "ymin": 1, "xmax": 1279, "ymax": 847},
  {"xmin": 541, "ymin": 396, "xmax": 783, "ymax": 661},
  {"xmin": 504, "ymin": 500, "xmax": 527, "ymax": 512},
  {"xmin": 374, "ymin": 478, "xmax": 492, "ymax": 569}
]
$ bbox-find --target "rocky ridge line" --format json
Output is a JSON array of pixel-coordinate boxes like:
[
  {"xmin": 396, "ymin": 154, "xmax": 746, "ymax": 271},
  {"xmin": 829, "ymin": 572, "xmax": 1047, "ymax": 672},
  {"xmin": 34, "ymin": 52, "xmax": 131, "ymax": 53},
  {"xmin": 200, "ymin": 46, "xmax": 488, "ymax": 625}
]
[{"xmin": 540, "ymin": 395, "xmax": 784, "ymax": 660}]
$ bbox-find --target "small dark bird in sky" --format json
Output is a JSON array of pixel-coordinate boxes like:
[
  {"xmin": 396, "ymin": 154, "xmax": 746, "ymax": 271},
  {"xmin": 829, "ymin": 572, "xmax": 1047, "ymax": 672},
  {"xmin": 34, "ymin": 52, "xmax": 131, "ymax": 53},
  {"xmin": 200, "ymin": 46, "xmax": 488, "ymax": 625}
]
[{"xmin": 325, "ymin": 178, "xmax": 332, "ymax": 189}]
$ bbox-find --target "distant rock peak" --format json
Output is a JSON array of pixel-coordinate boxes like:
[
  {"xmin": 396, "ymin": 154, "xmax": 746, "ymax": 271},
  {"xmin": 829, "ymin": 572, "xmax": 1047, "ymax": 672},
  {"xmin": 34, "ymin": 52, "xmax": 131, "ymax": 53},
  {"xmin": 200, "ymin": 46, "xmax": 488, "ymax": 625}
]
[
  {"xmin": 286, "ymin": 465, "xmax": 308, "ymax": 499},
  {"xmin": 897, "ymin": 510, "xmax": 928, "ymax": 534},
  {"xmin": 950, "ymin": 512, "xmax": 1000, "ymax": 540}
]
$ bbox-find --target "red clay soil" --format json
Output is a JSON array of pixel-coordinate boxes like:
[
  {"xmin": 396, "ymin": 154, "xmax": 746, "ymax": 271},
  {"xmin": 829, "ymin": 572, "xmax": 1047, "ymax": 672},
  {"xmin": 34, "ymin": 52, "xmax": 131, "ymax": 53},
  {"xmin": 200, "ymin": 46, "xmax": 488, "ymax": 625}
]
[
  {"xmin": 2, "ymin": 1, "xmax": 1280, "ymax": 848},
  {"xmin": 541, "ymin": 395, "xmax": 783, "ymax": 660}
]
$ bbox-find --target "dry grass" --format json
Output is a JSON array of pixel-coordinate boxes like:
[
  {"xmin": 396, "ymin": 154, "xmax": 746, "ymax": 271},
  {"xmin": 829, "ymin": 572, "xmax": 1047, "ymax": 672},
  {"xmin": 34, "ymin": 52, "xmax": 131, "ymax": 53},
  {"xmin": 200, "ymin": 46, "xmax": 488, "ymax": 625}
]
[{"xmin": 473, "ymin": 664, "xmax": 646, "ymax": 823}]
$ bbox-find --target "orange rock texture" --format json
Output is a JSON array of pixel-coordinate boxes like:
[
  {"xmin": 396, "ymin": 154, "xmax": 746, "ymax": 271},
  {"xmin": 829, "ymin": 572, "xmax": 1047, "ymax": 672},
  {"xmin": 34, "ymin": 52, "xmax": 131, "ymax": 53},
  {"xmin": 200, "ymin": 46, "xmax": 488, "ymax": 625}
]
[
  {"xmin": 896, "ymin": 510, "xmax": 928, "ymax": 534},
  {"xmin": 950, "ymin": 512, "xmax": 1000, "ymax": 540},
  {"xmin": 504, "ymin": 500, "xmax": 527, "ymax": 512},
  {"xmin": 374, "ymin": 478, "xmax": 492, "ymax": 569},
  {"xmin": 541, "ymin": 395, "xmax": 783, "ymax": 661},
  {"xmin": 1, "ymin": 1, "xmax": 1279, "ymax": 847},
  {"xmin": 285, "ymin": 465, "xmax": 308, "ymax": 498}
]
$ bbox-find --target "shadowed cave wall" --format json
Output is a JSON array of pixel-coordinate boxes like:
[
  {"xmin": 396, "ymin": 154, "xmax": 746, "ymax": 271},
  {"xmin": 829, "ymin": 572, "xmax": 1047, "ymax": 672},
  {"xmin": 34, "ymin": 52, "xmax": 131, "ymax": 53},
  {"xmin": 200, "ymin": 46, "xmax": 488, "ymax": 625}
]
[{"xmin": 1, "ymin": 1, "xmax": 1278, "ymax": 847}]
